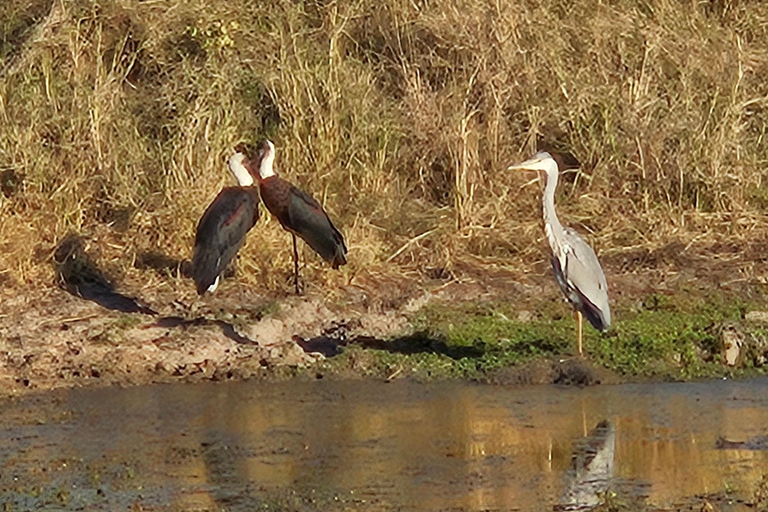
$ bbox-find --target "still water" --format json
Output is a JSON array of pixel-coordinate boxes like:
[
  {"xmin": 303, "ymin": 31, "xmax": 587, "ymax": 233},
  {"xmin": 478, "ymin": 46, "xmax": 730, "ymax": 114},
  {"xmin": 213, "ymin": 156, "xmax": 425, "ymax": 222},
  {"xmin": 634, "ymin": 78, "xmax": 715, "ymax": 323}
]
[{"xmin": 2, "ymin": 377, "xmax": 768, "ymax": 511}]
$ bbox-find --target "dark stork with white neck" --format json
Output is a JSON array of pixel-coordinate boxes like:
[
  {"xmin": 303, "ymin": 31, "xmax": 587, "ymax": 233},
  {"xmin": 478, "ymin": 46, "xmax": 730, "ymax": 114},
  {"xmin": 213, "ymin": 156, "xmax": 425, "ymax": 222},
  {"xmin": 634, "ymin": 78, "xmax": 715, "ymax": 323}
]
[
  {"xmin": 191, "ymin": 152, "xmax": 262, "ymax": 294},
  {"xmin": 236, "ymin": 140, "xmax": 347, "ymax": 293}
]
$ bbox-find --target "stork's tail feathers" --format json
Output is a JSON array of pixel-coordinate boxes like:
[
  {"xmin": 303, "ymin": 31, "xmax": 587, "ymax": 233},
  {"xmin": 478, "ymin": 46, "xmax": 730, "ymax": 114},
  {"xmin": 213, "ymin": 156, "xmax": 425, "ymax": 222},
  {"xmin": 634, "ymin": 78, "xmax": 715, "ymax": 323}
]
[
  {"xmin": 331, "ymin": 249, "xmax": 347, "ymax": 269},
  {"xmin": 330, "ymin": 228, "xmax": 347, "ymax": 269},
  {"xmin": 191, "ymin": 247, "xmax": 219, "ymax": 295}
]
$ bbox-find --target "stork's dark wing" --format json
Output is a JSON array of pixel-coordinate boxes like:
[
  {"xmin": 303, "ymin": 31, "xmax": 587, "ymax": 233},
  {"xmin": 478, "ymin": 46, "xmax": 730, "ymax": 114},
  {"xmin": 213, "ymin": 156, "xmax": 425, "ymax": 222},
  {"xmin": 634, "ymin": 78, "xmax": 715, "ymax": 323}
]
[
  {"xmin": 192, "ymin": 187, "xmax": 259, "ymax": 294},
  {"xmin": 287, "ymin": 186, "xmax": 347, "ymax": 268}
]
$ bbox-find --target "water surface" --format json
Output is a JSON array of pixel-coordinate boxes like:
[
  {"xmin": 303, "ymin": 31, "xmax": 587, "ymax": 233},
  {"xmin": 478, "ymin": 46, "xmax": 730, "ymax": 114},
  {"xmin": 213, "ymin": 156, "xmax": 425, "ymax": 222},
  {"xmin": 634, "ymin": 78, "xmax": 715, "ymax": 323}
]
[{"xmin": 2, "ymin": 377, "xmax": 768, "ymax": 511}]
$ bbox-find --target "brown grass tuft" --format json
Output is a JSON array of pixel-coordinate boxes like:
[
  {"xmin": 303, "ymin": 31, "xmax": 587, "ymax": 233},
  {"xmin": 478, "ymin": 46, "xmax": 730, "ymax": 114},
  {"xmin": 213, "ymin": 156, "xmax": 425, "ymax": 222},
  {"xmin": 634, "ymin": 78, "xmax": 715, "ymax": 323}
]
[{"xmin": 1, "ymin": 0, "xmax": 768, "ymax": 294}]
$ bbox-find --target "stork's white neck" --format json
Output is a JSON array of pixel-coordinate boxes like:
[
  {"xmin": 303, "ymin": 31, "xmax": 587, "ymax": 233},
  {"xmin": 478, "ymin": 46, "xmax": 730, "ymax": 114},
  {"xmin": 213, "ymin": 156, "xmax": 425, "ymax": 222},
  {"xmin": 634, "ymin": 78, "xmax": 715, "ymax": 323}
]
[
  {"xmin": 228, "ymin": 153, "xmax": 254, "ymax": 187},
  {"xmin": 259, "ymin": 145, "xmax": 275, "ymax": 179}
]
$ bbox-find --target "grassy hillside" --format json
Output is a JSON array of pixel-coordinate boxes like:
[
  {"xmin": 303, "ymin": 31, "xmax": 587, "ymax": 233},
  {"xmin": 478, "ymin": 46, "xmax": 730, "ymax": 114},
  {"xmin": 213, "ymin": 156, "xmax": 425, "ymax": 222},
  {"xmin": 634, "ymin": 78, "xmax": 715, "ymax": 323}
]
[{"xmin": 1, "ymin": 0, "xmax": 767, "ymax": 293}]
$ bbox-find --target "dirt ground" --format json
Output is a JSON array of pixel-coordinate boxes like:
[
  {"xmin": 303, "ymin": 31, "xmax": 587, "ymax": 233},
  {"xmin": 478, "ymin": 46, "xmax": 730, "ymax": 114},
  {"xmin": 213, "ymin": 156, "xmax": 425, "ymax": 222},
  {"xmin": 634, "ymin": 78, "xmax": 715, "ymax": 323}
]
[
  {"xmin": 1, "ymin": 237, "xmax": 768, "ymax": 397},
  {"xmin": 0, "ymin": 260, "xmax": 531, "ymax": 396}
]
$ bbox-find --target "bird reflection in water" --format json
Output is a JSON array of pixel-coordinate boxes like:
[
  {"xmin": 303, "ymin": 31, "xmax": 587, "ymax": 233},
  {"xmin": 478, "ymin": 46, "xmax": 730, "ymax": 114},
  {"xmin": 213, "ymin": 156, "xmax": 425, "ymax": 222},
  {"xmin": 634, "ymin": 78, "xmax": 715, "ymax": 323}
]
[{"xmin": 555, "ymin": 419, "xmax": 616, "ymax": 511}]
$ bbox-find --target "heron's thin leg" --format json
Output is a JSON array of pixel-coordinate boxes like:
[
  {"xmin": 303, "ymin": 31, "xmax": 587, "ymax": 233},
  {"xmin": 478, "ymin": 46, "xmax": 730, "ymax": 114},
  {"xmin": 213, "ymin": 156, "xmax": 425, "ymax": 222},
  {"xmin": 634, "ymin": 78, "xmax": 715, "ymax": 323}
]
[
  {"xmin": 547, "ymin": 435, "xmax": 553, "ymax": 472},
  {"xmin": 292, "ymin": 234, "xmax": 300, "ymax": 294},
  {"xmin": 577, "ymin": 310, "xmax": 583, "ymax": 356}
]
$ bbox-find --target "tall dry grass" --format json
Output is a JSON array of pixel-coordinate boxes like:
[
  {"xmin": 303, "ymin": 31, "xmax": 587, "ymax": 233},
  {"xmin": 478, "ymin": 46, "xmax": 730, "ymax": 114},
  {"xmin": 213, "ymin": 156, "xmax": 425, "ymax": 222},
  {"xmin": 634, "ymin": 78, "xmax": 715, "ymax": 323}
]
[{"xmin": 1, "ymin": 0, "xmax": 767, "ymax": 294}]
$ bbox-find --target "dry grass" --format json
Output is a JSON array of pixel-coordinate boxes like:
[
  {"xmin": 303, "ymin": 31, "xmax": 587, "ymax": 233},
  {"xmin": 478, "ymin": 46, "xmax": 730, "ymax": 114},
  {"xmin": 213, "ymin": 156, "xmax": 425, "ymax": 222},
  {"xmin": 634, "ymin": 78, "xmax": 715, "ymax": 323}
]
[{"xmin": 1, "ymin": 0, "xmax": 768, "ymax": 295}]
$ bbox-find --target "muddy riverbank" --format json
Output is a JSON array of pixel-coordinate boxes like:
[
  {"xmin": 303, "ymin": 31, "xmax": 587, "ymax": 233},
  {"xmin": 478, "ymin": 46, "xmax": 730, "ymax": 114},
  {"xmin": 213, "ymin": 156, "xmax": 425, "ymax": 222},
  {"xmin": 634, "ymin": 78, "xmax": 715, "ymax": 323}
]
[{"xmin": 3, "ymin": 242, "xmax": 768, "ymax": 397}]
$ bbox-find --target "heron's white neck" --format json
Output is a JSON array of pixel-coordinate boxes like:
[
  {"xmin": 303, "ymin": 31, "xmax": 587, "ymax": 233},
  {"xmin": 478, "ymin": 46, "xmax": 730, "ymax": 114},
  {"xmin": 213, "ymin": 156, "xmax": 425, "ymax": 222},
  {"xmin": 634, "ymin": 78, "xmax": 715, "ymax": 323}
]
[
  {"xmin": 228, "ymin": 153, "xmax": 254, "ymax": 187},
  {"xmin": 541, "ymin": 166, "xmax": 567, "ymax": 253},
  {"xmin": 259, "ymin": 151, "xmax": 275, "ymax": 179}
]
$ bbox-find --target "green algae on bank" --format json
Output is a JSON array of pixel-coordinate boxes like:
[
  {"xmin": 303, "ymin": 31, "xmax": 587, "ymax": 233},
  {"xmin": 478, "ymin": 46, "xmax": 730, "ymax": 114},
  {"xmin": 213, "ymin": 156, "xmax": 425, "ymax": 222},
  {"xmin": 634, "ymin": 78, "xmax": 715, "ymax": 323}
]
[{"xmin": 315, "ymin": 291, "xmax": 768, "ymax": 383}]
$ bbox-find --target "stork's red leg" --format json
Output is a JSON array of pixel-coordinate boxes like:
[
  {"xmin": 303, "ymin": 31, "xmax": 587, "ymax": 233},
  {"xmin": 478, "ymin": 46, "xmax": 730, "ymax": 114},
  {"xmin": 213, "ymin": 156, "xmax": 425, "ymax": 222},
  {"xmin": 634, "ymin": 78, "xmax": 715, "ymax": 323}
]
[{"xmin": 292, "ymin": 234, "xmax": 300, "ymax": 294}]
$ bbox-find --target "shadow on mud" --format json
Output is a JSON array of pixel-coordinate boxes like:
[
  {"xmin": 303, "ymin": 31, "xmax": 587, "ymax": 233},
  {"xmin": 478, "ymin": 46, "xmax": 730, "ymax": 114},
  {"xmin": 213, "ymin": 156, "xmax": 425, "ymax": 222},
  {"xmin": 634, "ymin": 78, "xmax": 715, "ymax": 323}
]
[
  {"xmin": 54, "ymin": 233, "xmax": 156, "ymax": 315},
  {"xmin": 352, "ymin": 333, "xmax": 486, "ymax": 359},
  {"xmin": 152, "ymin": 316, "xmax": 257, "ymax": 345},
  {"xmin": 297, "ymin": 328, "xmax": 485, "ymax": 360},
  {"xmin": 53, "ymin": 238, "xmax": 254, "ymax": 346}
]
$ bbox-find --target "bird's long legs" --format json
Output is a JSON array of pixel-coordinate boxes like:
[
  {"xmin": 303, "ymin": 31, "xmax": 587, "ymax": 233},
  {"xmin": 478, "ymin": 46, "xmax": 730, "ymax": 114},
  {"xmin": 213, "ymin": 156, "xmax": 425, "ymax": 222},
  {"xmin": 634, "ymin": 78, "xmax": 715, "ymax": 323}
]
[
  {"xmin": 576, "ymin": 310, "xmax": 584, "ymax": 356},
  {"xmin": 292, "ymin": 234, "xmax": 300, "ymax": 294}
]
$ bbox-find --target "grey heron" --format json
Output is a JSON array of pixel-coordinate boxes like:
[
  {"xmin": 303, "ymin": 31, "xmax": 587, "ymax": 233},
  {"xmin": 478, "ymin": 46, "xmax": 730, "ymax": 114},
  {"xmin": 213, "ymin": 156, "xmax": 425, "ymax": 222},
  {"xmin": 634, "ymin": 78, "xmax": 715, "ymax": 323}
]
[
  {"xmin": 191, "ymin": 152, "xmax": 262, "ymax": 295},
  {"xmin": 508, "ymin": 151, "xmax": 611, "ymax": 355}
]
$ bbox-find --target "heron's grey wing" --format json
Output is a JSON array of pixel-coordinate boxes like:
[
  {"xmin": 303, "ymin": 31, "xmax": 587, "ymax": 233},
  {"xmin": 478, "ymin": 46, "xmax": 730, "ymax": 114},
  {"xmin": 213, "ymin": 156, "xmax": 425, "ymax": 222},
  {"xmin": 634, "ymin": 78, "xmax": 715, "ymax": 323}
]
[
  {"xmin": 551, "ymin": 255, "xmax": 570, "ymax": 298},
  {"xmin": 562, "ymin": 228, "xmax": 611, "ymax": 330}
]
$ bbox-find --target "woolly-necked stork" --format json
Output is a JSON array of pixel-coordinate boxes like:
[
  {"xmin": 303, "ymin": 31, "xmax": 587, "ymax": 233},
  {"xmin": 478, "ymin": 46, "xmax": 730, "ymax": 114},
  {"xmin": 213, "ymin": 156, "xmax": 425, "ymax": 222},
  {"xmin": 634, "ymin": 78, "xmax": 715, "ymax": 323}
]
[
  {"xmin": 191, "ymin": 152, "xmax": 262, "ymax": 294},
  {"xmin": 235, "ymin": 140, "xmax": 347, "ymax": 293}
]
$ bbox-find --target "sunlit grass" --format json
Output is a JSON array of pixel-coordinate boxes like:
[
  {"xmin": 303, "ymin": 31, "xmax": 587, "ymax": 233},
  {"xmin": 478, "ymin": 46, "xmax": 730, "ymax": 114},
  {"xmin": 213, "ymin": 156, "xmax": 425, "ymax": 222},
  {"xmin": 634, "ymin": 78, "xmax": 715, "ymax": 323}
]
[{"xmin": 0, "ymin": 0, "xmax": 767, "ymax": 293}]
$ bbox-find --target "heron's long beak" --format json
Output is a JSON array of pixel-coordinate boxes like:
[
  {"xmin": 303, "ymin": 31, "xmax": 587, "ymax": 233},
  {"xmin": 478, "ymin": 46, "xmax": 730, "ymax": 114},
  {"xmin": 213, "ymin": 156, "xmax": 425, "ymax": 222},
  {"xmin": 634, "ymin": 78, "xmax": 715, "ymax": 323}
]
[{"xmin": 507, "ymin": 156, "xmax": 547, "ymax": 172}]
